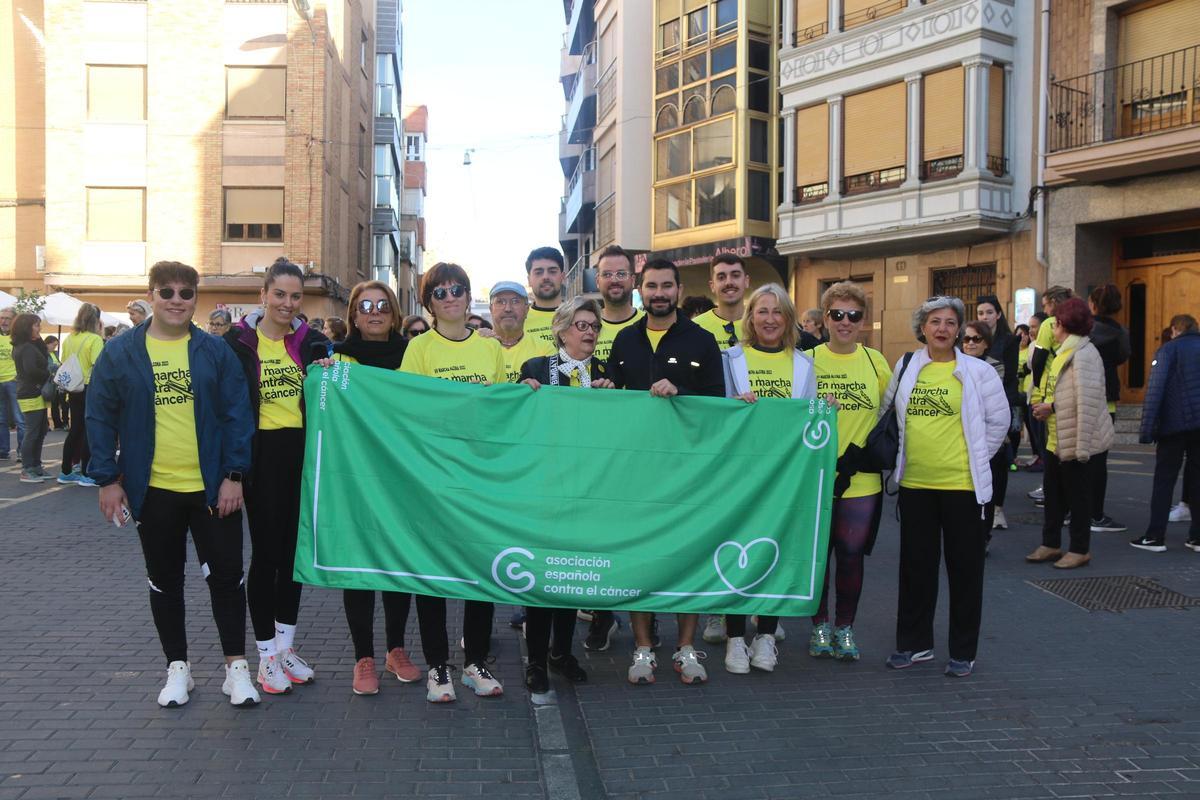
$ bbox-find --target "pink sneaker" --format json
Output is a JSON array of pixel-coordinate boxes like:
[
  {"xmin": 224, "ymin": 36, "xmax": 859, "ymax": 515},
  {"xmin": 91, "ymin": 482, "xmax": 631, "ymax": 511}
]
[
  {"xmin": 352, "ymin": 657, "xmax": 379, "ymax": 696},
  {"xmin": 385, "ymin": 648, "xmax": 421, "ymax": 683}
]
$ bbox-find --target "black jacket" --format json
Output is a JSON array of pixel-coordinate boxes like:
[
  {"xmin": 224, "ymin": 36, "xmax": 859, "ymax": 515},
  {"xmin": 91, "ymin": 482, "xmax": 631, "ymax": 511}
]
[
  {"xmin": 13, "ymin": 340, "xmax": 50, "ymax": 401},
  {"xmin": 1090, "ymin": 315, "xmax": 1131, "ymax": 403},
  {"xmin": 519, "ymin": 354, "xmax": 610, "ymax": 385},
  {"xmin": 607, "ymin": 314, "xmax": 724, "ymax": 397},
  {"xmin": 987, "ymin": 330, "xmax": 1020, "ymax": 404}
]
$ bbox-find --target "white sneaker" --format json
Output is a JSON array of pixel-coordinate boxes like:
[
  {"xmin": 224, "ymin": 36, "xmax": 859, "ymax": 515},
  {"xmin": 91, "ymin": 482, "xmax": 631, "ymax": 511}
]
[
  {"xmin": 627, "ymin": 647, "xmax": 657, "ymax": 685},
  {"xmin": 750, "ymin": 634, "xmax": 778, "ymax": 672},
  {"xmin": 724, "ymin": 638, "xmax": 750, "ymax": 674},
  {"xmin": 701, "ymin": 615, "xmax": 727, "ymax": 643},
  {"xmin": 672, "ymin": 645, "xmax": 708, "ymax": 685},
  {"xmin": 752, "ymin": 615, "xmax": 785, "ymax": 641},
  {"xmin": 280, "ymin": 648, "xmax": 315, "ymax": 685},
  {"xmin": 462, "ymin": 662, "xmax": 504, "ymax": 697},
  {"xmin": 157, "ymin": 661, "xmax": 193, "ymax": 708},
  {"xmin": 993, "ymin": 508, "xmax": 1008, "ymax": 529},
  {"xmin": 1169, "ymin": 502, "xmax": 1192, "ymax": 523},
  {"xmin": 427, "ymin": 664, "xmax": 456, "ymax": 703},
  {"xmin": 256, "ymin": 654, "xmax": 291, "ymax": 695},
  {"xmin": 1028, "ymin": 486, "xmax": 1044, "ymax": 501},
  {"xmin": 222, "ymin": 659, "xmax": 261, "ymax": 707}
]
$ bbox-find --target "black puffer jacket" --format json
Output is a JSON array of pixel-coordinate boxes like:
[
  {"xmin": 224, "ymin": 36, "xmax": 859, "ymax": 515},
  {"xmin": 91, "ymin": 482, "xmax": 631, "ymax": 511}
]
[{"xmin": 1090, "ymin": 315, "xmax": 1131, "ymax": 403}]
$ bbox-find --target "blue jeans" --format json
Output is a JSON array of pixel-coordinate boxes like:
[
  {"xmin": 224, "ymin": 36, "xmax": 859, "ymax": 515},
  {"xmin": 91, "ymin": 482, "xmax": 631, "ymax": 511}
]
[{"xmin": 0, "ymin": 381, "xmax": 24, "ymax": 457}]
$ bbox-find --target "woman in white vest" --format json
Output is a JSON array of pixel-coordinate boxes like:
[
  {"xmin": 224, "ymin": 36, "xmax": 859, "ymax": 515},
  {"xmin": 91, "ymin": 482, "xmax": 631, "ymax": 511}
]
[
  {"xmin": 721, "ymin": 283, "xmax": 816, "ymax": 674},
  {"xmin": 881, "ymin": 296, "xmax": 1008, "ymax": 679}
]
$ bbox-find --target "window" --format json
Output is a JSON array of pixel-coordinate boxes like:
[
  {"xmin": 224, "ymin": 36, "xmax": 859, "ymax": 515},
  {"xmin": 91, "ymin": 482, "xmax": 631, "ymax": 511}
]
[
  {"xmin": 683, "ymin": 94, "xmax": 707, "ymax": 125},
  {"xmin": 656, "ymin": 64, "xmax": 679, "ymax": 93},
  {"xmin": 224, "ymin": 188, "xmax": 284, "ymax": 242},
  {"xmin": 683, "ymin": 54, "xmax": 707, "ymax": 84},
  {"xmin": 748, "ymin": 39, "xmax": 771, "ymax": 71},
  {"xmin": 654, "ymin": 182, "xmax": 692, "ymax": 232},
  {"xmin": 931, "ymin": 264, "xmax": 997, "ymax": 305},
  {"xmin": 715, "ymin": 0, "xmax": 737, "ymax": 35},
  {"xmin": 748, "ymin": 74, "xmax": 769, "ymax": 112},
  {"xmin": 357, "ymin": 223, "xmax": 367, "ymax": 277},
  {"xmin": 226, "ymin": 66, "xmax": 286, "ymax": 118},
  {"xmin": 655, "ymin": 102, "xmax": 679, "ymax": 132},
  {"xmin": 358, "ymin": 125, "xmax": 367, "ymax": 173},
  {"xmin": 360, "ymin": 31, "xmax": 368, "ymax": 71},
  {"xmin": 86, "ymin": 188, "xmax": 145, "ymax": 242},
  {"xmin": 659, "ymin": 18, "xmax": 681, "ymax": 55},
  {"xmin": 657, "ymin": 131, "xmax": 691, "ymax": 180},
  {"xmin": 87, "ymin": 65, "xmax": 146, "ymax": 121},
  {"xmin": 795, "ymin": 0, "xmax": 828, "ymax": 40},
  {"xmin": 987, "ymin": 65, "xmax": 1005, "ymax": 174},
  {"xmin": 711, "ymin": 42, "xmax": 736, "ymax": 75},
  {"xmin": 687, "ymin": 8, "xmax": 708, "ymax": 46},
  {"xmin": 405, "ymin": 134, "xmax": 422, "ymax": 161},
  {"xmin": 693, "ymin": 118, "xmax": 733, "ymax": 171},
  {"xmin": 922, "ymin": 67, "xmax": 964, "ymax": 178},
  {"xmin": 696, "ymin": 172, "xmax": 735, "ymax": 225},
  {"xmin": 711, "ymin": 82, "xmax": 736, "ymax": 115},
  {"xmin": 843, "ymin": 82, "xmax": 906, "ymax": 182},
  {"xmin": 748, "ymin": 170, "xmax": 771, "ymax": 221},
  {"xmin": 795, "ymin": 103, "xmax": 829, "ymax": 200},
  {"xmin": 749, "ymin": 118, "xmax": 768, "ymax": 164}
]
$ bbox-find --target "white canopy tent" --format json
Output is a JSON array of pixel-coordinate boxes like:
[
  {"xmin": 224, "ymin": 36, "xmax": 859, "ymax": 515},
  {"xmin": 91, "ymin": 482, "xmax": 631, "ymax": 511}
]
[
  {"xmin": 39, "ymin": 291, "xmax": 125, "ymax": 328},
  {"xmin": 0, "ymin": 289, "xmax": 17, "ymax": 309}
]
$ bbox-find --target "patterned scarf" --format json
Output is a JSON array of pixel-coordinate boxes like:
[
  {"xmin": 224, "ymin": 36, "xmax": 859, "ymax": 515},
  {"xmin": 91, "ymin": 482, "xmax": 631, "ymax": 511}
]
[{"xmin": 555, "ymin": 348, "xmax": 592, "ymax": 388}]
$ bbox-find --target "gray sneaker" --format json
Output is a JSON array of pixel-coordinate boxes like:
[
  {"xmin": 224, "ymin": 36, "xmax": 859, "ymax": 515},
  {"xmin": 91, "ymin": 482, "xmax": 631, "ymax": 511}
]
[
  {"xmin": 809, "ymin": 622, "xmax": 834, "ymax": 658},
  {"xmin": 627, "ymin": 647, "xmax": 657, "ymax": 685},
  {"xmin": 701, "ymin": 615, "xmax": 727, "ymax": 643},
  {"xmin": 672, "ymin": 645, "xmax": 708, "ymax": 685}
]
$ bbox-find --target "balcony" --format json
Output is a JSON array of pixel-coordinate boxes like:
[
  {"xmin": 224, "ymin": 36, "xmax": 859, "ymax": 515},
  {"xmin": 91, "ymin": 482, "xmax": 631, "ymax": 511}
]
[
  {"xmin": 564, "ymin": 43, "xmax": 597, "ymax": 145},
  {"xmin": 376, "ymin": 82, "xmax": 399, "ymax": 119},
  {"xmin": 564, "ymin": 0, "xmax": 594, "ymax": 57},
  {"xmin": 564, "ymin": 255, "xmax": 598, "ymax": 299},
  {"xmin": 595, "ymin": 192, "xmax": 616, "ymax": 248},
  {"xmin": 559, "ymin": 117, "xmax": 585, "ymax": 177},
  {"xmin": 1047, "ymin": 44, "xmax": 1200, "ymax": 183},
  {"xmin": 841, "ymin": 0, "xmax": 907, "ymax": 32},
  {"xmin": 563, "ymin": 148, "xmax": 596, "ymax": 234},
  {"xmin": 596, "ymin": 58, "xmax": 617, "ymax": 122}
]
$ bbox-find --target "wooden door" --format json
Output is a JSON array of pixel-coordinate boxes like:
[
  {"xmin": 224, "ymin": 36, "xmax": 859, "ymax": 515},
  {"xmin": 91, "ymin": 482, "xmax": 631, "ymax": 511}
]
[{"xmin": 1116, "ymin": 259, "xmax": 1200, "ymax": 404}]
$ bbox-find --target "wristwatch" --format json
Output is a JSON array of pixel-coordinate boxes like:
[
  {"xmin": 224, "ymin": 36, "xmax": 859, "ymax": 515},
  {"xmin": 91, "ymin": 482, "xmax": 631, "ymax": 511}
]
[{"xmin": 225, "ymin": 471, "xmax": 244, "ymax": 483}]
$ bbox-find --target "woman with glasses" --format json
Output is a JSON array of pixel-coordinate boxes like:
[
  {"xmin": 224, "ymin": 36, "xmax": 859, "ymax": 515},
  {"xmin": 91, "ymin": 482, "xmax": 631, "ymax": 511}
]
[
  {"xmin": 401, "ymin": 263, "xmax": 506, "ymax": 703},
  {"xmin": 722, "ymin": 284, "xmax": 817, "ymax": 674},
  {"xmin": 516, "ymin": 298, "xmax": 612, "ymax": 698},
  {"xmin": 402, "ymin": 315, "xmax": 429, "ymax": 339},
  {"xmin": 806, "ymin": 282, "xmax": 891, "ymax": 664},
  {"xmin": 225, "ymin": 257, "xmax": 329, "ymax": 697},
  {"xmin": 960, "ymin": 321, "xmax": 1010, "ymax": 539}
]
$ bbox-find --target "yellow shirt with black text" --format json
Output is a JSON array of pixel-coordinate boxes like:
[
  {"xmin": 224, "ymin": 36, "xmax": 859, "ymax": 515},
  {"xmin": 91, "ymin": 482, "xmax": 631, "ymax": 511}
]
[
  {"xmin": 595, "ymin": 310, "xmax": 643, "ymax": 363},
  {"xmin": 257, "ymin": 331, "xmax": 304, "ymax": 430},
  {"xmin": 743, "ymin": 346, "xmax": 794, "ymax": 399},
  {"xmin": 501, "ymin": 334, "xmax": 553, "ymax": 383},
  {"xmin": 646, "ymin": 327, "xmax": 667, "ymax": 353},
  {"xmin": 523, "ymin": 307, "xmax": 559, "ymax": 353},
  {"xmin": 900, "ymin": 360, "xmax": 972, "ymax": 492},
  {"xmin": 814, "ymin": 344, "xmax": 892, "ymax": 498},
  {"xmin": 0, "ymin": 334, "xmax": 16, "ymax": 382},
  {"xmin": 146, "ymin": 334, "xmax": 204, "ymax": 493},
  {"xmin": 692, "ymin": 309, "xmax": 743, "ymax": 351},
  {"xmin": 401, "ymin": 329, "xmax": 506, "ymax": 384},
  {"xmin": 62, "ymin": 331, "xmax": 104, "ymax": 384}
]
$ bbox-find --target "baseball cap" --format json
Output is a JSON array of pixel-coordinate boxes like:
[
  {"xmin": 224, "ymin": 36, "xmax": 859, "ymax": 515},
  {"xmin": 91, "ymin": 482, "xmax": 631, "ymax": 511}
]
[{"xmin": 489, "ymin": 281, "xmax": 528, "ymax": 300}]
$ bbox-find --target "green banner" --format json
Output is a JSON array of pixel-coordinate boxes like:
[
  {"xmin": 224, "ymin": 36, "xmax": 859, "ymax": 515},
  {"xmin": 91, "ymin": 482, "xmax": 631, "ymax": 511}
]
[{"xmin": 295, "ymin": 362, "xmax": 837, "ymax": 616}]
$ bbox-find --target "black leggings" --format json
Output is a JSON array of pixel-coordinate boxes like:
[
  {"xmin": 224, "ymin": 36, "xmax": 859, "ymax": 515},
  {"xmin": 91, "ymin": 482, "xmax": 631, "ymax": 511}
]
[
  {"xmin": 462, "ymin": 600, "xmax": 494, "ymax": 667},
  {"xmin": 343, "ymin": 590, "xmax": 411, "ymax": 661},
  {"xmin": 726, "ymin": 613, "xmax": 777, "ymax": 638},
  {"xmin": 525, "ymin": 607, "xmax": 576, "ymax": 667},
  {"xmin": 1087, "ymin": 413, "xmax": 1117, "ymax": 521},
  {"xmin": 812, "ymin": 492, "xmax": 881, "ymax": 627},
  {"xmin": 245, "ymin": 427, "xmax": 305, "ymax": 642},
  {"xmin": 62, "ymin": 389, "xmax": 89, "ymax": 475},
  {"xmin": 1042, "ymin": 452, "xmax": 1092, "ymax": 554},
  {"xmin": 136, "ymin": 488, "xmax": 246, "ymax": 664}
]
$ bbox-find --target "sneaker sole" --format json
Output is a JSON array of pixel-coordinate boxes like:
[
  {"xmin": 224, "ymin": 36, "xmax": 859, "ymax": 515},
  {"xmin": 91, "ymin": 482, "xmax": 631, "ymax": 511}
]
[
  {"xmin": 387, "ymin": 668, "xmax": 421, "ymax": 683},
  {"xmin": 1186, "ymin": 542, "xmax": 1200, "ymax": 552},
  {"xmin": 222, "ymin": 690, "xmax": 260, "ymax": 707},
  {"xmin": 56, "ymin": 476, "xmax": 78, "ymax": 484},
  {"xmin": 808, "ymin": 648, "xmax": 834, "ymax": 658},
  {"xmin": 886, "ymin": 652, "xmax": 935, "ymax": 670},
  {"xmin": 19, "ymin": 477, "xmax": 42, "ymax": 484},
  {"xmin": 1090, "ymin": 526, "xmax": 1127, "ymax": 532},
  {"xmin": 256, "ymin": 680, "xmax": 291, "ymax": 695},
  {"xmin": 750, "ymin": 660, "xmax": 776, "ymax": 672},
  {"xmin": 284, "ymin": 672, "xmax": 314, "ymax": 685},
  {"xmin": 724, "ymin": 662, "xmax": 750, "ymax": 675},
  {"xmin": 1130, "ymin": 543, "xmax": 1167, "ymax": 553},
  {"xmin": 834, "ymin": 650, "xmax": 861, "ymax": 662},
  {"xmin": 627, "ymin": 675, "xmax": 655, "ymax": 685},
  {"xmin": 462, "ymin": 677, "xmax": 503, "ymax": 697},
  {"xmin": 427, "ymin": 689, "xmax": 456, "ymax": 703},
  {"xmin": 352, "ymin": 685, "xmax": 380, "ymax": 696}
]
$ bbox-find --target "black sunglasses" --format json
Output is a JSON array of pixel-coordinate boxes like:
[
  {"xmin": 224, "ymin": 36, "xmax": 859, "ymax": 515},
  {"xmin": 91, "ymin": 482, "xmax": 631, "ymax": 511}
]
[
  {"xmin": 356, "ymin": 299, "xmax": 392, "ymax": 314},
  {"xmin": 826, "ymin": 309, "xmax": 863, "ymax": 323},
  {"xmin": 962, "ymin": 335, "xmax": 985, "ymax": 344},
  {"xmin": 431, "ymin": 284, "xmax": 467, "ymax": 301},
  {"xmin": 406, "ymin": 326, "xmax": 427, "ymax": 336},
  {"xmin": 154, "ymin": 287, "xmax": 196, "ymax": 301}
]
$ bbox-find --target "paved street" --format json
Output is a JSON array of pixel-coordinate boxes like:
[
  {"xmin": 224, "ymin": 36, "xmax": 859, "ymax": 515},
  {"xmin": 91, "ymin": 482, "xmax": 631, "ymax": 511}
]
[{"xmin": 0, "ymin": 431, "xmax": 1198, "ymax": 800}]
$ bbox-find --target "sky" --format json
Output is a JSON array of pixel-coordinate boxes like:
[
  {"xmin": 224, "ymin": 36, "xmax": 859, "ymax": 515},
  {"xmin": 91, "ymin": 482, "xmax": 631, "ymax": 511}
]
[{"xmin": 402, "ymin": 1, "xmax": 567, "ymax": 294}]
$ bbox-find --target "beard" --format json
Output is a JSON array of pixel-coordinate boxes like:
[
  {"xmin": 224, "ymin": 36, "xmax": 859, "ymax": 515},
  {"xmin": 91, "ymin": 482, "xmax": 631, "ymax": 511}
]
[
  {"xmin": 645, "ymin": 299, "xmax": 676, "ymax": 318},
  {"xmin": 534, "ymin": 285, "xmax": 560, "ymax": 303}
]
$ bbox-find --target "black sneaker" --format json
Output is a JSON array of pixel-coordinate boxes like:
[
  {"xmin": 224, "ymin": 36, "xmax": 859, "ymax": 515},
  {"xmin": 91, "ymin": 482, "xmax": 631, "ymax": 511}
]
[
  {"xmin": 548, "ymin": 653, "xmax": 588, "ymax": 683},
  {"xmin": 1186, "ymin": 538, "xmax": 1200, "ymax": 553},
  {"xmin": 1129, "ymin": 535, "xmax": 1167, "ymax": 553},
  {"xmin": 583, "ymin": 615, "xmax": 618, "ymax": 652},
  {"xmin": 1090, "ymin": 516, "xmax": 1127, "ymax": 533},
  {"xmin": 524, "ymin": 664, "xmax": 549, "ymax": 695}
]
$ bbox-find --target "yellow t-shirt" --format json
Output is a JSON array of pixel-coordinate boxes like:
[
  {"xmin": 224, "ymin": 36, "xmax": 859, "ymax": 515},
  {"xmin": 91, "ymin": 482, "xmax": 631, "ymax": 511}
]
[
  {"xmin": 743, "ymin": 346, "xmax": 794, "ymax": 399},
  {"xmin": 256, "ymin": 331, "xmax": 304, "ymax": 430},
  {"xmin": 646, "ymin": 327, "xmax": 667, "ymax": 353},
  {"xmin": 1018, "ymin": 345, "xmax": 1031, "ymax": 395},
  {"xmin": 692, "ymin": 309, "xmax": 744, "ymax": 351},
  {"xmin": 0, "ymin": 334, "xmax": 15, "ymax": 382},
  {"xmin": 146, "ymin": 334, "xmax": 204, "ymax": 493},
  {"xmin": 401, "ymin": 329, "xmax": 506, "ymax": 384},
  {"xmin": 1032, "ymin": 315, "xmax": 1059, "ymax": 403},
  {"xmin": 523, "ymin": 306, "xmax": 559, "ymax": 353},
  {"xmin": 501, "ymin": 334, "xmax": 553, "ymax": 384},
  {"xmin": 595, "ymin": 310, "xmax": 643, "ymax": 364},
  {"xmin": 814, "ymin": 344, "xmax": 892, "ymax": 498},
  {"xmin": 62, "ymin": 331, "xmax": 104, "ymax": 384},
  {"xmin": 900, "ymin": 360, "xmax": 972, "ymax": 492},
  {"xmin": 1044, "ymin": 340, "xmax": 1078, "ymax": 455},
  {"xmin": 18, "ymin": 396, "xmax": 45, "ymax": 413}
]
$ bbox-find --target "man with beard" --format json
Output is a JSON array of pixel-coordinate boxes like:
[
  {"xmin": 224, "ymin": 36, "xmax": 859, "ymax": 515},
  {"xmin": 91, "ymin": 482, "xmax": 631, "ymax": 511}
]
[
  {"xmin": 523, "ymin": 247, "xmax": 566, "ymax": 351},
  {"xmin": 592, "ymin": 245, "xmax": 644, "ymax": 365},
  {"xmin": 692, "ymin": 253, "xmax": 750, "ymax": 351},
  {"xmin": 491, "ymin": 282, "xmax": 552, "ymax": 384},
  {"xmin": 607, "ymin": 258, "xmax": 724, "ymax": 686}
]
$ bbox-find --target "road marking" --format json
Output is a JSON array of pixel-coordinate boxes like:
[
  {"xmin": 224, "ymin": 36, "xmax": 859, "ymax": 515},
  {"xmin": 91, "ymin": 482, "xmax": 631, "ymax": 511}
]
[
  {"xmin": 1108, "ymin": 469, "xmax": 1154, "ymax": 477},
  {"xmin": 0, "ymin": 484, "xmax": 65, "ymax": 509}
]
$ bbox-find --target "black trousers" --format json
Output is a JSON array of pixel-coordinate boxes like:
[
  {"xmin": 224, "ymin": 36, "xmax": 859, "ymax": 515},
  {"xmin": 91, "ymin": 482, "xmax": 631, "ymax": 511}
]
[
  {"xmin": 462, "ymin": 600, "xmax": 494, "ymax": 667},
  {"xmin": 61, "ymin": 390, "xmax": 89, "ymax": 475},
  {"xmin": 343, "ymin": 590, "xmax": 411, "ymax": 661},
  {"xmin": 1087, "ymin": 413, "xmax": 1116, "ymax": 521},
  {"xmin": 136, "ymin": 488, "xmax": 246, "ymax": 664},
  {"xmin": 524, "ymin": 607, "xmax": 577, "ymax": 667},
  {"xmin": 1042, "ymin": 452, "xmax": 1092, "ymax": 554},
  {"xmin": 245, "ymin": 427, "xmax": 304, "ymax": 642},
  {"xmin": 51, "ymin": 390, "xmax": 69, "ymax": 429},
  {"xmin": 1146, "ymin": 430, "xmax": 1200, "ymax": 541},
  {"xmin": 896, "ymin": 488, "xmax": 987, "ymax": 662}
]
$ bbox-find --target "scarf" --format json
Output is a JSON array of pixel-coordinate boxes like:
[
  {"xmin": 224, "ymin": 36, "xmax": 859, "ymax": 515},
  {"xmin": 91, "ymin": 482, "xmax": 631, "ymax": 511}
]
[
  {"xmin": 333, "ymin": 331, "xmax": 407, "ymax": 370},
  {"xmin": 555, "ymin": 348, "xmax": 592, "ymax": 388}
]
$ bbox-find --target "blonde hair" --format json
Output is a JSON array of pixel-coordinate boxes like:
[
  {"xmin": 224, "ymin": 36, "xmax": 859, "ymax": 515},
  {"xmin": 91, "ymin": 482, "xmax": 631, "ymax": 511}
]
[
  {"xmin": 820, "ymin": 281, "xmax": 867, "ymax": 313},
  {"xmin": 550, "ymin": 297, "xmax": 603, "ymax": 348},
  {"xmin": 741, "ymin": 283, "xmax": 798, "ymax": 351},
  {"xmin": 347, "ymin": 280, "xmax": 402, "ymax": 335}
]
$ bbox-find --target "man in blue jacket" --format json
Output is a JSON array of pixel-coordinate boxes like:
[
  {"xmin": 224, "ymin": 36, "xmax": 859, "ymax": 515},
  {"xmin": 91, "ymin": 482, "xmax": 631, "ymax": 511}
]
[
  {"xmin": 1131, "ymin": 314, "xmax": 1200, "ymax": 553},
  {"xmin": 86, "ymin": 261, "xmax": 260, "ymax": 709}
]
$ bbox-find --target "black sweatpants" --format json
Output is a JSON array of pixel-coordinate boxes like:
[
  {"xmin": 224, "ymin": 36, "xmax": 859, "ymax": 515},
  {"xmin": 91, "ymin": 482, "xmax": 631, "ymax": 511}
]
[
  {"xmin": 61, "ymin": 389, "xmax": 89, "ymax": 475},
  {"xmin": 896, "ymin": 488, "xmax": 987, "ymax": 662},
  {"xmin": 525, "ymin": 607, "xmax": 577, "ymax": 667},
  {"xmin": 136, "ymin": 487, "xmax": 246, "ymax": 664},
  {"xmin": 245, "ymin": 427, "xmax": 305, "ymax": 642},
  {"xmin": 462, "ymin": 600, "xmax": 494, "ymax": 667},
  {"xmin": 1042, "ymin": 451, "xmax": 1092, "ymax": 554},
  {"xmin": 343, "ymin": 590, "xmax": 411, "ymax": 661}
]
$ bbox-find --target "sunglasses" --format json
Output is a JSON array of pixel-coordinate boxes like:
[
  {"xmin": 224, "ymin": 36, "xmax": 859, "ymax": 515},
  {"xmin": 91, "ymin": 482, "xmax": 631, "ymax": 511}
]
[
  {"xmin": 962, "ymin": 335, "xmax": 985, "ymax": 344},
  {"xmin": 571, "ymin": 321, "xmax": 602, "ymax": 333},
  {"xmin": 826, "ymin": 309, "xmax": 863, "ymax": 323},
  {"xmin": 153, "ymin": 287, "xmax": 196, "ymax": 301},
  {"xmin": 356, "ymin": 298, "xmax": 392, "ymax": 314},
  {"xmin": 406, "ymin": 326, "xmax": 427, "ymax": 336},
  {"xmin": 431, "ymin": 284, "xmax": 467, "ymax": 301}
]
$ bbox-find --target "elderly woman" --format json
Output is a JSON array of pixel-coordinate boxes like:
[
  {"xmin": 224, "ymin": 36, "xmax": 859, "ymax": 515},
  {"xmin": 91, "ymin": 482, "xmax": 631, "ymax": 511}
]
[
  {"xmin": 1026, "ymin": 298, "xmax": 1113, "ymax": 569},
  {"xmin": 208, "ymin": 309, "xmax": 233, "ymax": 337},
  {"xmin": 126, "ymin": 299, "xmax": 151, "ymax": 326},
  {"xmin": 883, "ymin": 296, "xmax": 1008, "ymax": 678},
  {"xmin": 800, "ymin": 307, "xmax": 828, "ymax": 342},
  {"xmin": 401, "ymin": 314, "xmax": 429, "ymax": 339},
  {"xmin": 722, "ymin": 284, "xmax": 817, "ymax": 674}
]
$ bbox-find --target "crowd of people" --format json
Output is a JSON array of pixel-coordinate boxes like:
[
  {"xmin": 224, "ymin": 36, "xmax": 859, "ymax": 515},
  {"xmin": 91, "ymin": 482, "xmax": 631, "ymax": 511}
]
[{"xmin": 1, "ymin": 245, "xmax": 1195, "ymax": 711}]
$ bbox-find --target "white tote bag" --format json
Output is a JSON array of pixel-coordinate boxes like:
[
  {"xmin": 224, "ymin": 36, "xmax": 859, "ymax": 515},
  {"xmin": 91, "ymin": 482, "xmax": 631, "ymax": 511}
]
[{"xmin": 54, "ymin": 353, "xmax": 85, "ymax": 393}]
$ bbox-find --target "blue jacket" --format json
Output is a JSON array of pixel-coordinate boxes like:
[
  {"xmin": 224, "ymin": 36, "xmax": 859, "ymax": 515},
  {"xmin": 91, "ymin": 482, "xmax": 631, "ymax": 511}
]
[
  {"xmin": 1140, "ymin": 330, "xmax": 1200, "ymax": 443},
  {"xmin": 85, "ymin": 321, "xmax": 254, "ymax": 517}
]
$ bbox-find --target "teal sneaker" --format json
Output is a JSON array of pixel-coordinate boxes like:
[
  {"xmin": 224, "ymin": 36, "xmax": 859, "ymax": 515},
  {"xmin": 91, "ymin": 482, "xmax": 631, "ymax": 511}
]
[
  {"xmin": 832, "ymin": 625, "xmax": 860, "ymax": 661},
  {"xmin": 808, "ymin": 622, "xmax": 833, "ymax": 658},
  {"xmin": 57, "ymin": 471, "xmax": 80, "ymax": 485},
  {"xmin": 76, "ymin": 475, "xmax": 98, "ymax": 488}
]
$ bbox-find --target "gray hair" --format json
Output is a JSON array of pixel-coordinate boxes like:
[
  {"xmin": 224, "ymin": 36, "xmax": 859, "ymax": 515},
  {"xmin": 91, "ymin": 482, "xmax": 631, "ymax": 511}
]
[
  {"xmin": 911, "ymin": 295, "xmax": 965, "ymax": 343},
  {"xmin": 209, "ymin": 308, "xmax": 233, "ymax": 325},
  {"xmin": 550, "ymin": 297, "xmax": 603, "ymax": 349}
]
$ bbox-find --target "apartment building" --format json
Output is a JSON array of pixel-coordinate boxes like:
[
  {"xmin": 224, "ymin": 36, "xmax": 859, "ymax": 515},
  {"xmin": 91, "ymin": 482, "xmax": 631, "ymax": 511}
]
[
  {"xmin": 557, "ymin": 0, "xmax": 652, "ymax": 298},
  {"xmin": 777, "ymin": 0, "xmax": 1037, "ymax": 358},
  {"xmin": 1044, "ymin": 0, "xmax": 1200, "ymax": 405},
  {"xmin": 0, "ymin": 0, "xmax": 45, "ymax": 294},
  {"xmin": 648, "ymin": 0, "xmax": 785, "ymax": 293},
  {"xmin": 6, "ymin": 0, "xmax": 378, "ymax": 321},
  {"xmin": 398, "ymin": 104, "xmax": 428, "ymax": 315}
]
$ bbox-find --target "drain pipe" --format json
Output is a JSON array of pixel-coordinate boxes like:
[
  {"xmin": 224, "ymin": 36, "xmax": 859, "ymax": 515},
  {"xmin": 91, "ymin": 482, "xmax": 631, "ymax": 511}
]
[{"xmin": 1035, "ymin": 0, "xmax": 1050, "ymax": 269}]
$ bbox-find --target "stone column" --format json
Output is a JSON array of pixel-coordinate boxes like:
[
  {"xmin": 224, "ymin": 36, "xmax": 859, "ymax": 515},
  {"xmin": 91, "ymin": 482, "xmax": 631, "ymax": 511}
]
[
  {"xmin": 782, "ymin": 107, "xmax": 796, "ymax": 206},
  {"xmin": 963, "ymin": 55, "xmax": 992, "ymax": 174},
  {"xmin": 829, "ymin": 0, "xmax": 843, "ymax": 34},
  {"xmin": 782, "ymin": 0, "xmax": 794, "ymax": 48},
  {"xmin": 828, "ymin": 94, "xmax": 843, "ymax": 201},
  {"xmin": 904, "ymin": 72, "xmax": 923, "ymax": 187}
]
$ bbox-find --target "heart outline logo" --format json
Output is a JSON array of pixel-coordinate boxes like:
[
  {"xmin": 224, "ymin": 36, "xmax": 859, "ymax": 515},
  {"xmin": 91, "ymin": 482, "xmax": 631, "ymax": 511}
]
[{"xmin": 713, "ymin": 538, "xmax": 781, "ymax": 596}]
